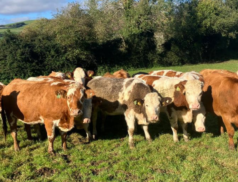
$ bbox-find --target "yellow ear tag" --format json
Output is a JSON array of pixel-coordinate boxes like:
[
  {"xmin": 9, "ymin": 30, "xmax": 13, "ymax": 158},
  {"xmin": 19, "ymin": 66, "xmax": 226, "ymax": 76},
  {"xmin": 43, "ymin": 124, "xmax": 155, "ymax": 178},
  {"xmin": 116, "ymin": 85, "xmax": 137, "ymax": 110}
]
[
  {"xmin": 89, "ymin": 74, "xmax": 92, "ymax": 77},
  {"xmin": 176, "ymin": 87, "xmax": 180, "ymax": 91},
  {"xmin": 138, "ymin": 101, "xmax": 141, "ymax": 106},
  {"xmin": 57, "ymin": 94, "xmax": 61, "ymax": 99},
  {"xmin": 134, "ymin": 100, "xmax": 138, "ymax": 105},
  {"xmin": 68, "ymin": 75, "xmax": 71, "ymax": 78}
]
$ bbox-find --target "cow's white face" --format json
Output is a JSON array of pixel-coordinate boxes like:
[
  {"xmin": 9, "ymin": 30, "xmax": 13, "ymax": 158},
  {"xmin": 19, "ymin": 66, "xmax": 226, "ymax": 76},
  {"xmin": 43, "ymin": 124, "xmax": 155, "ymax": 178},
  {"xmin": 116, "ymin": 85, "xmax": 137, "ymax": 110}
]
[
  {"xmin": 143, "ymin": 92, "xmax": 161, "ymax": 122},
  {"xmin": 67, "ymin": 84, "xmax": 85, "ymax": 117},
  {"xmin": 184, "ymin": 80, "xmax": 203, "ymax": 110},
  {"xmin": 74, "ymin": 68, "xmax": 86, "ymax": 85}
]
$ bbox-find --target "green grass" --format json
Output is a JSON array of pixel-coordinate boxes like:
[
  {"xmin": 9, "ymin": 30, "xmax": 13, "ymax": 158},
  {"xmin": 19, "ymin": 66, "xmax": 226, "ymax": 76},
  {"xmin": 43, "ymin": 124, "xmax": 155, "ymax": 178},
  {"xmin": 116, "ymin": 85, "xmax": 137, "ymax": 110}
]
[{"xmin": 1, "ymin": 60, "xmax": 238, "ymax": 181}]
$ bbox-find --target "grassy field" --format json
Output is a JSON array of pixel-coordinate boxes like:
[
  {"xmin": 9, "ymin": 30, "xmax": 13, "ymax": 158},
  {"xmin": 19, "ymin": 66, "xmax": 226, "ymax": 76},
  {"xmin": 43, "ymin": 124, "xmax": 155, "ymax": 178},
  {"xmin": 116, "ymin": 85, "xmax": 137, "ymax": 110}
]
[
  {"xmin": 0, "ymin": 20, "xmax": 35, "ymax": 35},
  {"xmin": 1, "ymin": 60, "xmax": 238, "ymax": 181}
]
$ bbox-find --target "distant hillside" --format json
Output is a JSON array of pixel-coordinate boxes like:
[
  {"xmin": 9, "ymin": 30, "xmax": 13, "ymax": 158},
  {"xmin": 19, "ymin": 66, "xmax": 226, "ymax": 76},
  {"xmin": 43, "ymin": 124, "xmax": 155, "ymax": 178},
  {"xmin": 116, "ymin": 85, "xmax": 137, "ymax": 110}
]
[{"xmin": 0, "ymin": 20, "xmax": 35, "ymax": 37}]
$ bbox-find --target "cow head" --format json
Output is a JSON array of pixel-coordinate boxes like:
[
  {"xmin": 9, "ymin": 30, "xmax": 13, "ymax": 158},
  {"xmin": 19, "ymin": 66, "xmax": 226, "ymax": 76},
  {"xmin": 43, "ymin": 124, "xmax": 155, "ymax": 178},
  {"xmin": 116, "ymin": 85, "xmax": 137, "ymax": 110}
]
[
  {"xmin": 135, "ymin": 92, "xmax": 172, "ymax": 123},
  {"xmin": 174, "ymin": 80, "xmax": 203, "ymax": 110},
  {"xmin": 73, "ymin": 67, "xmax": 86, "ymax": 85},
  {"xmin": 56, "ymin": 83, "xmax": 85, "ymax": 117}
]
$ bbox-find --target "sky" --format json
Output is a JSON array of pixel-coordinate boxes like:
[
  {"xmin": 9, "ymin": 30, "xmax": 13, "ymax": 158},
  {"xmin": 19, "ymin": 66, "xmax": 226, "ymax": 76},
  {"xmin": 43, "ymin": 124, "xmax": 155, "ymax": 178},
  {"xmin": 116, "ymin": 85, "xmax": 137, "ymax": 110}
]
[{"xmin": 0, "ymin": 0, "xmax": 82, "ymax": 25}]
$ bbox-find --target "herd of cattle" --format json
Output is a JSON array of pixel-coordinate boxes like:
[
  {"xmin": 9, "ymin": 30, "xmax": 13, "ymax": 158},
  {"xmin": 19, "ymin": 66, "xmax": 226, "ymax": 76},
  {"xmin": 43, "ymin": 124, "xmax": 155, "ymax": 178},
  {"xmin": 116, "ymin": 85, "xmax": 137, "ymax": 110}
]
[{"xmin": 0, "ymin": 68, "xmax": 238, "ymax": 154}]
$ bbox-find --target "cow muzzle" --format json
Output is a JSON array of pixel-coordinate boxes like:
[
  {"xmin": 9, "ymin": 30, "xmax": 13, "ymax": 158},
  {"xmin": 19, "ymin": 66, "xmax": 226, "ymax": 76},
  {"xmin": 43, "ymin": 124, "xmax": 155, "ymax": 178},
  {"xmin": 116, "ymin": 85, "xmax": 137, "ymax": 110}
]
[
  {"xmin": 189, "ymin": 103, "xmax": 200, "ymax": 110},
  {"xmin": 148, "ymin": 115, "xmax": 159, "ymax": 123},
  {"xmin": 83, "ymin": 118, "xmax": 91, "ymax": 124},
  {"xmin": 70, "ymin": 109, "xmax": 83, "ymax": 117}
]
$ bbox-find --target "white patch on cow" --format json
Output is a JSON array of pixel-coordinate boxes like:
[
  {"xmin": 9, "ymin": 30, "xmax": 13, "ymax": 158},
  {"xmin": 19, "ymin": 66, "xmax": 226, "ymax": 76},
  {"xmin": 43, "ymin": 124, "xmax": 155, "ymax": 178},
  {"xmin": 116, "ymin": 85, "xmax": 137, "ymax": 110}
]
[
  {"xmin": 93, "ymin": 76, "xmax": 102, "ymax": 79},
  {"xmin": 184, "ymin": 79, "xmax": 203, "ymax": 110},
  {"xmin": 144, "ymin": 92, "xmax": 161, "ymax": 123},
  {"xmin": 18, "ymin": 116, "xmax": 44, "ymax": 125},
  {"xmin": 27, "ymin": 77, "xmax": 45, "ymax": 82},
  {"xmin": 55, "ymin": 72, "xmax": 66, "ymax": 79},
  {"xmin": 118, "ymin": 78, "xmax": 147, "ymax": 103},
  {"xmin": 180, "ymin": 71, "xmax": 201, "ymax": 80},
  {"xmin": 54, "ymin": 119, "xmax": 74, "ymax": 132},
  {"xmin": 74, "ymin": 67, "xmax": 86, "ymax": 85},
  {"xmin": 0, "ymin": 82, "xmax": 4, "ymax": 86},
  {"xmin": 51, "ymin": 82, "xmax": 62, "ymax": 86},
  {"xmin": 63, "ymin": 80, "xmax": 75, "ymax": 83},
  {"xmin": 152, "ymin": 77, "xmax": 183, "ymax": 99}
]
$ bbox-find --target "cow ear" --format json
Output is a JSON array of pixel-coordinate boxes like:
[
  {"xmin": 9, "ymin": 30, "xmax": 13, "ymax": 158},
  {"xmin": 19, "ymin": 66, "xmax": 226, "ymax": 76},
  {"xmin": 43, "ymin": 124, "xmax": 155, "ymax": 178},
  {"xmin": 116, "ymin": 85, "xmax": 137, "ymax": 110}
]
[
  {"xmin": 133, "ymin": 99, "xmax": 144, "ymax": 106},
  {"xmin": 55, "ymin": 89, "xmax": 67, "ymax": 99},
  {"xmin": 84, "ymin": 89, "xmax": 95, "ymax": 99},
  {"xmin": 87, "ymin": 70, "xmax": 94, "ymax": 77},
  {"xmin": 161, "ymin": 97, "xmax": 172, "ymax": 106}
]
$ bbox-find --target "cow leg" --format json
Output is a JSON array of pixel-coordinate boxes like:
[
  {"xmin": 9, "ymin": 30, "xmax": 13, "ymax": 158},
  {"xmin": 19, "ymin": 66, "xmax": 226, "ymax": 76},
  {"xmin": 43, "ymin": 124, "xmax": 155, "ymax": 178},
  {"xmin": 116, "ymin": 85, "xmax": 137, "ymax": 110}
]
[
  {"xmin": 83, "ymin": 123, "xmax": 91, "ymax": 143},
  {"xmin": 222, "ymin": 117, "xmax": 235, "ymax": 150},
  {"xmin": 141, "ymin": 125, "xmax": 152, "ymax": 143},
  {"xmin": 8, "ymin": 115, "xmax": 19, "ymax": 151},
  {"xmin": 100, "ymin": 112, "xmax": 107, "ymax": 132},
  {"xmin": 92, "ymin": 107, "xmax": 98, "ymax": 140},
  {"xmin": 60, "ymin": 131, "xmax": 67, "ymax": 151},
  {"xmin": 180, "ymin": 121, "xmax": 189, "ymax": 142},
  {"xmin": 218, "ymin": 117, "xmax": 225, "ymax": 135},
  {"xmin": 24, "ymin": 124, "xmax": 32, "ymax": 140},
  {"xmin": 125, "ymin": 110, "xmax": 136, "ymax": 149},
  {"xmin": 168, "ymin": 116, "xmax": 179, "ymax": 142},
  {"xmin": 44, "ymin": 121, "xmax": 55, "ymax": 154}
]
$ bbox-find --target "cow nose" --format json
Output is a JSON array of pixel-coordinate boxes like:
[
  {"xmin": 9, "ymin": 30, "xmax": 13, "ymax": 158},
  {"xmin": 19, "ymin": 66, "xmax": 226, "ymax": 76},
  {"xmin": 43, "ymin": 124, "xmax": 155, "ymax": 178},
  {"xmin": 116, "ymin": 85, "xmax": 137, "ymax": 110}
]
[
  {"xmin": 151, "ymin": 115, "xmax": 158, "ymax": 121},
  {"xmin": 83, "ymin": 118, "xmax": 90, "ymax": 123},
  {"xmin": 190, "ymin": 103, "xmax": 200, "ymax": 110},
  {"xmin": 196, "ymin": 127, "xmax": 205, "ymax": 132}
]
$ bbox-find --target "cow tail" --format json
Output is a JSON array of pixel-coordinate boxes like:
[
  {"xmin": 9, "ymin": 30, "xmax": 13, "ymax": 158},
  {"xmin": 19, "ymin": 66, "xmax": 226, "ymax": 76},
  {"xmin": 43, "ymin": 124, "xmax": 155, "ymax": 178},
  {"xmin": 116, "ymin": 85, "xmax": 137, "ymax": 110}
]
[{"xmin": 1, "ymin": 102, "xmax": 7, "ymax": 141}]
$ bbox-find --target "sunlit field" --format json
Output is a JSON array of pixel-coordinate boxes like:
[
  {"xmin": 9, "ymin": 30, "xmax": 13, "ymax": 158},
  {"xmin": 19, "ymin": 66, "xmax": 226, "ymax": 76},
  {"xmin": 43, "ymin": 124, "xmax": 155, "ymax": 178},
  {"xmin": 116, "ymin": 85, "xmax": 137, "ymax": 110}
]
[{"xmin": 1, "ymin": 60, "xmax": 238, "ymax": 181}]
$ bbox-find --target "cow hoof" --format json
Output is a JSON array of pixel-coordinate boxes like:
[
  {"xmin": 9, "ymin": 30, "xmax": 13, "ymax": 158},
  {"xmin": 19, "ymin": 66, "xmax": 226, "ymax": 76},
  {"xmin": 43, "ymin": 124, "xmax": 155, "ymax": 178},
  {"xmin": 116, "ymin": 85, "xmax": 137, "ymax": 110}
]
[
  {"xmin": 147, "ymin": 139, "xmax": 152, "ymax": 143},
  {"xmin": 48, "ymin": 151, "xmax": 56, "ymax": 155},
  {"xmin": 85, "ymin": 138, "xmax": 90, "ymax": 143},
  {"xmin": 129, "ymin": 143, "xmax": 135, "ymax": 149},
  {"xmin": 229, "ymin": 145, "xmax": 235, "ymax": 150},
  {"xmin": 173, "ymin": 139, "xmax": 179, "ymax": 143},
  {"xmin": 184, "ymin": 138, "xmax": 189, "ymax": 142},
  {"xmin": 92, "ymin": 135, "xmax": 98, "ymax": 140}
]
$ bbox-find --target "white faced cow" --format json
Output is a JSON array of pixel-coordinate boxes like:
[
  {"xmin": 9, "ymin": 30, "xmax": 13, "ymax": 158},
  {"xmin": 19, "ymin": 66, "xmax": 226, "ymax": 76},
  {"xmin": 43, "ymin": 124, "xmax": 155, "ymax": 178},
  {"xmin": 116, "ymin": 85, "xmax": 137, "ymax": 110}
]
[{"xmin": 87, "ymin": 77, "xmax": 172, "ymax": 148}]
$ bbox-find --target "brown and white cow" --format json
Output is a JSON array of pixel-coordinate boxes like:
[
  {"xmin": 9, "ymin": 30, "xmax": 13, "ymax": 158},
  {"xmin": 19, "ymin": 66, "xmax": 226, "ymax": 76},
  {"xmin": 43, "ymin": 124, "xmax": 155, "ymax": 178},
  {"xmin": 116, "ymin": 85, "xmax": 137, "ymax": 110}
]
[
  {"xmin": 48, "ymin": 71, "xmax": 66, "ymax": 79},
  {"xmin": 73, "ymin": 67, "xmax": 95, "ymax": 87},
  {"xmin": 87, "ymin": 77, "xmax": 172, "ymax": 148},
  {"xmin": 1, "ymin": 79, "xmax": 85, "ymax": 153},
  {"xmin": 135, "ymin": 74, "xmax": 205, "ymax": 142},
  {"xmin": 149, "ymin": 70, "xmax": 204, "ymax": 82},
  {"xmin": 200, "ymin": 70, "xmax": 238, "ymax": 150},
  {"xmin": 103, "ymin": 69, "xmax": 130, "ymax": 79},
  {"xmin": 26, "ymin": 76, "xmax": 94, "ymax": 142}
]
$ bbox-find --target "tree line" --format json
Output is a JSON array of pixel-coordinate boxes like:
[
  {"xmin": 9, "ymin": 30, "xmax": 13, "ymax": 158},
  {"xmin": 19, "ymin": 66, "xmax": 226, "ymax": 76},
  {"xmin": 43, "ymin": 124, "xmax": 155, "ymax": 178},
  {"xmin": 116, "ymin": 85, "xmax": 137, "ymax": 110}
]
[{"xmin": 0, "ymin": 0, "xmax": 238, "ymax": 84}]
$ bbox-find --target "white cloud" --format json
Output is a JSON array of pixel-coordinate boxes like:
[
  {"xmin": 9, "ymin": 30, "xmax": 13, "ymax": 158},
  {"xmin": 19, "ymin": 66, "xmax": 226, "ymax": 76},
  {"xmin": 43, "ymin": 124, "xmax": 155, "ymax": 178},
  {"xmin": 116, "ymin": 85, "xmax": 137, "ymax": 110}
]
[{"xmin": 0, "ymin": 0, "xmax": 68, "ymax": 15}]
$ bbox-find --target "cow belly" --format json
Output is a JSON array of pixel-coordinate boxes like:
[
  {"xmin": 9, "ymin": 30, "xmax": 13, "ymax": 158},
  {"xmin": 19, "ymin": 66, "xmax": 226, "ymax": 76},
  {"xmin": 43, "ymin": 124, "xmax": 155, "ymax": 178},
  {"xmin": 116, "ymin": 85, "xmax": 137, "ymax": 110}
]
[{"xmin": 104, "ymin": 104, "xmax": 125, "ymax": 115}]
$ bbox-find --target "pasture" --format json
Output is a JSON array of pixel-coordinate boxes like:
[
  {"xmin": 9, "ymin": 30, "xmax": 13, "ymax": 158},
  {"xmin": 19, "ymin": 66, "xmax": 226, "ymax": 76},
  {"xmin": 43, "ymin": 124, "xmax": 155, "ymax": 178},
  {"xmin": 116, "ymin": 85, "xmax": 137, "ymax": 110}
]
[{"xmin": 1, "ymin": 60, "xmax": 238, "ymax": 181}]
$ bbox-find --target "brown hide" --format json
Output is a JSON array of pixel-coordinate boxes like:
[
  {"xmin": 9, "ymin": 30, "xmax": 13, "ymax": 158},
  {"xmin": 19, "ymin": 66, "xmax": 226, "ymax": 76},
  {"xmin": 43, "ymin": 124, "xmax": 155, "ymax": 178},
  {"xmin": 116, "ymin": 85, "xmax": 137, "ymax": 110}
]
[
  {"xmin": 2, "ymin": 79, "xmax": 85, "ymax": 153},
  {"xmin": 103, "ymin": 69, "xmax": 130, "ymax": 79},
  {"xmin": 201, "ymin": 71, "xmax": 238, "ymax": 149}
]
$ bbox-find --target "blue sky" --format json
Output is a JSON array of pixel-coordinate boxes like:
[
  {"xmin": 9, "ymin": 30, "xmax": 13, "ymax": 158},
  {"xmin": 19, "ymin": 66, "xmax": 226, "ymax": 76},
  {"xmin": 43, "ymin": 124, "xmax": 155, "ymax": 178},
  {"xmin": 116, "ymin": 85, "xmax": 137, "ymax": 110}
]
[{"xmin": 0, "ymin": 0, "xmax": 82, "ymax": 25}]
